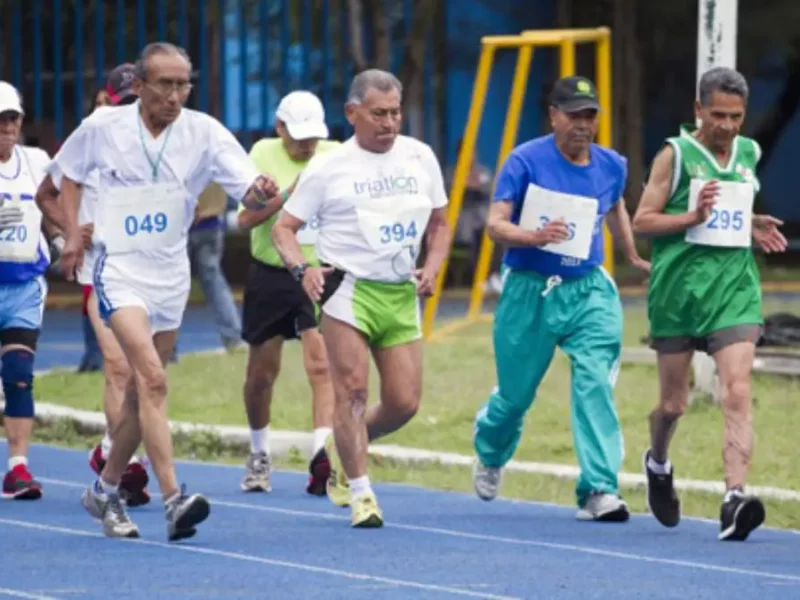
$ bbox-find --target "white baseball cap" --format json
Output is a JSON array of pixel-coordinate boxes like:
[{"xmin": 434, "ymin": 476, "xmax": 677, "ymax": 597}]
[
  {"xmin": 276, "ymin": 91, "xmax": 328, "ymax": 140},
  {"xmin": 0, "ymin": 81, "xmax": 23, "ymax": 115}
]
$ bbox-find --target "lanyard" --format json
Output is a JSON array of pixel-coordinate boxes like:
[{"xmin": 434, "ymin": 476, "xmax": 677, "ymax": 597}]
[{"xmin": 137, "ymin": 110, "xmax": 173, "ymax": 182}]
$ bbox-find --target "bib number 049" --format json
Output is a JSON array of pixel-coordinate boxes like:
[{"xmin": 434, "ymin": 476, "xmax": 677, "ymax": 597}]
[{"xmin": 124, "ymin": 212, "xmax": 169, "ymax": 236}]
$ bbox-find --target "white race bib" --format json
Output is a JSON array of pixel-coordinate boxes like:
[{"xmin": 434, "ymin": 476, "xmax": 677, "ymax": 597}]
[
  {"xmin": 0, "ymin": 194, "xmax": 42, "ymax": 263},
  {"xmin": 518, "ymin": 183, "xmax": 599, "ymax": 260},
  {"xmin": 296, "ymin": 214, "xmax": 320, "ymax": 246},
  {"xmin": 100, "ymin": 182, "xmax": 185, "ymax": 254},
  {"xmin": 685, "ymin": 179, "xmax": 753, "ymax": 248},
  {"xmin": 356, "ymin": 199, "xmax": 431, "ymax": 253}
]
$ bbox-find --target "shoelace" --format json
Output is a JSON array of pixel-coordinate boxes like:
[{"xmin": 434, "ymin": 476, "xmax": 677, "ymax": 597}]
[{"xmin": 106, "ymin": 495, "xmax": 129, "ymax": 523}]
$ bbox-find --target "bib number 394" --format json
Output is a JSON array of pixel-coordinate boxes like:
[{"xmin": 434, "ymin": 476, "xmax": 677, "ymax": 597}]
[{"xmin": 357, "ymin": 205, "xmax": 431, "ymax": 252}]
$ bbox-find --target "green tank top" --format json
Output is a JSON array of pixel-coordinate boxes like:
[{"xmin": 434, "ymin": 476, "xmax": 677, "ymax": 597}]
[
  {"xmin": 243, "ymin": 138, "xmax": 341, "ymax": 268},
  {"xmin": 647, "ymin": 124, "xmax": 763, "ymax": 338}
]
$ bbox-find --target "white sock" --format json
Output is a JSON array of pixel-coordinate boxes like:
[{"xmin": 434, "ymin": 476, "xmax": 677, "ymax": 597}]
[
  {"xmin": 250, "ymin": 426, "xmax": 270, "ymax": 455},
  {"xmin": 100, "ymin": 432, "xmax": 113, "ymax": 459},
  {"xmin": 8, "ymin": 456, "xmax": 27, "ymax": 470},
  {"xmin": 313, "ymin": 427, "xmax": 332, "ymax": 455},
  {"xmin": 97, "ymin": 477, "xmax": 118, "ymax": 495},
  {"xmin": 647, "ymin": 456, "xmax": 672, "ymax": 475},
  {"xmin": 349, "ymin": 475, "xmax": 372, "ymax": 500}
]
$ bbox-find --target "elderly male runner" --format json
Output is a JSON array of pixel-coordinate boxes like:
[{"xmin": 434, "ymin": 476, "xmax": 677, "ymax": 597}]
[
  {"xmin": 40, "ymin": 63, "xmax": 153, "ymax": 508},
  {"xmin": 471, "ymin": 76, "xmax": 649, "ymax": 521},
  {"xmin": 271, "ymin": 69, "xmax": 451, "ymax": 528},
  {"xmin": 0, "ymin": 81, "xmax": 57, "ymax": 500},
  {"xmin": 633, "ymin": 66, "xmax": 786, "ymax": 541},
  {"xmin": 238, "ymin": 90, "xmax": 339, "ymax": 495},
  {"xmin": 36, "ymin": 42, "xmax": 278, "ymax": 541}
]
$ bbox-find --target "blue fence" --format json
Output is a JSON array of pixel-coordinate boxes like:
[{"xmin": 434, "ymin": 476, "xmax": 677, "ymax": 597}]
[{"xmin": 0, "ymin": 0, "xmax": 442, "ymax": 155}]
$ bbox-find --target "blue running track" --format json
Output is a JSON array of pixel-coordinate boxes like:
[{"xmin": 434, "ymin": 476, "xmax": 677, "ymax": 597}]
[{"xmin": 0, "ymin": 442, "xmax": 799, "ymax": 599}]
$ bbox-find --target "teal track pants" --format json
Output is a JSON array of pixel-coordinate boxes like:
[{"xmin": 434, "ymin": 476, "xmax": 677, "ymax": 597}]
[{"xmin": 473, "ymin": 267, "xmax": 625, "ymax": 507}]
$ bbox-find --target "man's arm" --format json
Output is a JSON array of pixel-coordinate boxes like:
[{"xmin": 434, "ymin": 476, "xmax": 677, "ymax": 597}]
[
  {"xmin": 605, "ymin": 198, "xmax": 650, "ymax": 270},
  {"xmin": 271, "ymin": 211, "xmax": 307, "ymax": 270},
  {"xmin": 420, "ymin": 207, "xmax": 451, "ymax": 275},
  {"xmin": 632, "ymin": 145, "xmax": 716, "ymax": 237}
]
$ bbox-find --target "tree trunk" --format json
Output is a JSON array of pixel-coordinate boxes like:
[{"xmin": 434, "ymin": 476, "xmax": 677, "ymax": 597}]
[
  {"xmin": 367, "ymin": 0, "xmax": 391, "ymax": 70},
  {"xmin": 347, "ymin": 0, "xmax": 368, "ymax": 72},
  {"xmin": 621, "ymin": 0, "xmax": 644, "ymax": 206},
  {"xmin": 398, "ymin": 0, "xmax": 440, "ymax": 139}
]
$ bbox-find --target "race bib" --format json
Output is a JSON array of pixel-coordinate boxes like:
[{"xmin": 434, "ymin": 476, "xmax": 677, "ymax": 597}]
[
  {"xmin": 296, "ymin": 214, "xmax": 320, "ymax": 246},
  {"xmin": 685, "ymin": 179, "xmax": 753, "ymax": 248},
  {"xmin": 518, "ymin": 183, "xmax": 599, "ymax": 260},
  {"xmin": 356, "ymin": 200, "xmax": 431, "ymax": 253},
  {"xmin": 0, "ymin": 193, "xmax": 42, "ymax": 263},
  {"xmin": 100, "ymin": 182, "xmax": 185, "ymax": 254}
]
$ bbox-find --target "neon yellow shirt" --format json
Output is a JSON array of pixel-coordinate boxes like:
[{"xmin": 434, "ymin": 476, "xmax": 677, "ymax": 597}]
[{"xmin": 244, "ymin": 138, "xmax": 340, "ymax": 267}]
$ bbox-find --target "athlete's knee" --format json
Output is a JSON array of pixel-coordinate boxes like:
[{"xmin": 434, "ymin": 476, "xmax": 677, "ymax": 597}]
[
  {"xmin": 104, "ymin": 355, "xmax": 131, "ymax": 393},
  {"xmin": 305, "ymin": 354, "xmax": 330, "ymax": 384},
  {"xmin": 1, "ymin": 349, "xmax": 35, "ymax": 418},
  {"xmin": 340, "ymin": 386, "xmax": 368, "ymax": 421},
  {"xmin": 134, "ymin": 365, "xmax": 168, "ymax": 405},
  {"xmin": 721, "ymin": 378, "xmax": 752, "ymax": 413},
  {"xmin": 652, "ymin": 398, "xmax": 686, "ymax": 423}
]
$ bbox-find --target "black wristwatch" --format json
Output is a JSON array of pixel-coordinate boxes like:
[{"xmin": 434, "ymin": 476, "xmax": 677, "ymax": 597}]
[{"xmin": 290, "ymin": 262, "xmax": 309, "ymax": 282}]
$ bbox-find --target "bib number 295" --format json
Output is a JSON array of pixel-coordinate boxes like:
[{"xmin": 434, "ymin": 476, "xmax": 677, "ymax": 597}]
[
  {"xmin": 124, "ymin": 212, "xmax": 168, "ymax": 236},
  {"xmin": 380, "ymin": 220, "xmax": 418, "ymax": 244},
  {"xmin": 707, "ymin": 208, "xmax": 743, "ymax": 231}
]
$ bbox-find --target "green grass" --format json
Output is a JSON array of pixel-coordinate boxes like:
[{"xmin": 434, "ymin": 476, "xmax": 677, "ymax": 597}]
[
  {"xmin": 21, "ymin": 419, "xmax": 800, "ymax": 531},
  {"xmin": 35, "ymin": 302, "xmax": 800, "ymax": 490}
]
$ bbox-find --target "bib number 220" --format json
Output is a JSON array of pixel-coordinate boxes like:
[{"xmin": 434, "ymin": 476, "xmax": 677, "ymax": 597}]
[
  {"xmin": 707, "ymin": 209, "xmax": 743, "ymax": 231},
  {"xmin": 124, "ymin": 212, "xmax": 169, "ymax": 236},
  {"xmin": 380, "ymin": 220, "xmax": 418, "ymax": 244}
]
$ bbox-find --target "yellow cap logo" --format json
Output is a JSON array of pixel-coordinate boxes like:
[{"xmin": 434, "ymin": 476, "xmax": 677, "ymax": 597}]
[{"xmin": 576, "ymin": 80, "xmax": 594, "ymax": 96}]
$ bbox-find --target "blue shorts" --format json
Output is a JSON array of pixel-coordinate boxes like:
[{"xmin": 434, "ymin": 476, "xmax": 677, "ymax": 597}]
[{"xmin": 0, "ymin": 276, "xmax": 47, "ymax": 332}]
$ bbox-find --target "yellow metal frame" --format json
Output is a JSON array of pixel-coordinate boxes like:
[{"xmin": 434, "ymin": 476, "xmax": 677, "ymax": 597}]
[{"xmin": 422, "ymin": 27, "xmax": 613, "ymax": 340}]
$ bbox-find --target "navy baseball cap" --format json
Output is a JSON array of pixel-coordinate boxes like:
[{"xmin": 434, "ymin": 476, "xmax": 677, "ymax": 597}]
[
  {"xmin": 550, "ymin": 76, "xmax": 601, "ymax": 113},
  {"xmin": 106, "ymin": 63, "xmax": 137, "ymax": 105}
]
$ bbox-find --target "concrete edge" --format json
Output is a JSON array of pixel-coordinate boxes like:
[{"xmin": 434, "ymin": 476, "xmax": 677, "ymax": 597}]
[{"xmin": 12, "ymin": 400, "xmax": 800, "ymax": 504}]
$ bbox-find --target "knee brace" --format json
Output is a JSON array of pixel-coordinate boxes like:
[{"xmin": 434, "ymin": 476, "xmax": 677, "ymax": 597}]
[{"xmin": 2, "ymin": 349, "xmax": 35, "ymax": 418}]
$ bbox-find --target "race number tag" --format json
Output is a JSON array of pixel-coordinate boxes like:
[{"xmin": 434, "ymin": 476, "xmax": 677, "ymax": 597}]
[
  {"xmin": 0, "ymin": 193, "xmax": 42, "ymax": 263},
  {"xmin": 518, "ymin": 183, "xmax": 599, "ymax": 260},
  {"xmin": 685, "ymin": 179, "xmax": 753, "ymax": 248},
  {"xmin": 296, "ymin": 214, "xmax": 320, "ymax": 246},
  {"xmin": 100, "ymin": 182, "xmax": 185, "ymax": 254},
  {"xmin": 356, "ymin": 198, "xmax": 431, "ymax": 252}
]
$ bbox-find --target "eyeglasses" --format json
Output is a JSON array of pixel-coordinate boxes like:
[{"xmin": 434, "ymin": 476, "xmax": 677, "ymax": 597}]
[{"xmin": 145, "ymin": 80, "xmax": 193, "ymax": 97}]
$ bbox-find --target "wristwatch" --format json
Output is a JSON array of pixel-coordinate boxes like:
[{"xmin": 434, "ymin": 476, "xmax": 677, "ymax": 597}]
[{"xmin": 290, "ymin": 262, "xmax": 309, "ymax": 282}]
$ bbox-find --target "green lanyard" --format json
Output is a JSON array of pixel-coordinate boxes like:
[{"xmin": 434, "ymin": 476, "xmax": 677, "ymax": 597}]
[{"xmin": 137, "ymin": 111, "xmax": 173, "ymax": 182}]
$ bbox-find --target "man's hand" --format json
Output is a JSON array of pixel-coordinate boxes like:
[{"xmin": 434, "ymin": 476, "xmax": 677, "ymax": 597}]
[
  {"xmin": 302, "ymin": 266, "xmax": 334, "ymax": 302},
  {"xmin": 80, "ymin": 223, "xmax": 94, "ymax": 250},
  {"xmin": 692, "ymin": 180, "xmax": 719, "ymax": 225},
  {"xmin": 245, "ymin": 174, "xmax": 280, "ymax": 206},
  {"xmin": 753, "ymin": 214, "xmax": 787, "ymax": 254},
  {"xmin": 530, "ymin": 218, "xmax": 571, "ymax": 246},
  {"xmin": 58, "ymin": 233, "xmax": 85, "ymax": 282},
  {"xmin": 629, "ymin": 254, "xmax": 651, "ymax": 273},
  {"xmin": 414, "ymin": 267, "xmax": 437, "ymax": 297},
  {"xmin": 0, "ymin": 201, "xmax": 24, "ymax": 229}
]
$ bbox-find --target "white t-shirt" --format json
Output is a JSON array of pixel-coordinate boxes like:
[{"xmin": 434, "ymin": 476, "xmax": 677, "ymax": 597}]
[
  {"xmin": 48, "ymin": 106, "xmax": 112, "ymax": 284},
  {"xmin": 283, "ymin": 136, "xmax": 448, "ymax": 282},
  {"xmin": 47, "ymin": 102, "xmax": 259, "ymax": 281}
]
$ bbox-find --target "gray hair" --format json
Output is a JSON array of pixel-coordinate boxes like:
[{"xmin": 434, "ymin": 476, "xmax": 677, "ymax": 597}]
[
  {"xmin": 698, "ymin": 67, "xmax": 749, "ymax": 106},
  {"xmin": 134, "ymin": 42, "xmax": 192, "ymax": 80},
  {"xmin": 346, "ymin": 69, "xmax": 402, "ymax": 105}
]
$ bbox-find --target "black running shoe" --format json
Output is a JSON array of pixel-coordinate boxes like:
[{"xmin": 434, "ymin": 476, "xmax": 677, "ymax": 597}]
[
  {"xmin": 719, "ymin": 492, "xmax": 765, "ymax": 541},
  {"xmin": 642, "ymin": 449, "xmax": 680, "ymax": 527}
]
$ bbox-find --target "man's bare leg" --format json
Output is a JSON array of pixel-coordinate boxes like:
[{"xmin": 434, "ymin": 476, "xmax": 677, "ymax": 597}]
[
  {"xmin": 713, "ymin": 340, "xmax": 764, "ymax": 541},
  {"xmin": 241, "ymin": 335, "xmax": 283, "ymax": 492},
  {"xmin": 299, "ymin": 327, "xmax": 334, "ymax": 494},
  {"xmin": 366, "ymin": 340, "xmax": 422, "ymax": 441},
  {"xmin": 320, "ymin": 315, "xmax": 370, "ymax": 481},
  {"xmin": 643, "ymin": 350, "xmax": 693, "ymax": 528}
]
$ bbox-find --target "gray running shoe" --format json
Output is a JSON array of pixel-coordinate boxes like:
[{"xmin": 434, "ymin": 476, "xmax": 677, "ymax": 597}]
[
  {"xmin": 81, "ymin": 482, "xmax": 140, "ymax": 538},
  {"xmin": 241, "ymin": 451, "xmax": 271, "ymax": 492},
  {"xmin": 165, "ymin": 484, "xmax": 211, "ymax": 542}
]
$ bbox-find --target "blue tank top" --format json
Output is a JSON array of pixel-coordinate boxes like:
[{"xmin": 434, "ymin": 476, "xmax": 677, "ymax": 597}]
[{"xmin": 493, "ymin": 134, "xmax": 627, "ymax": 278}]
